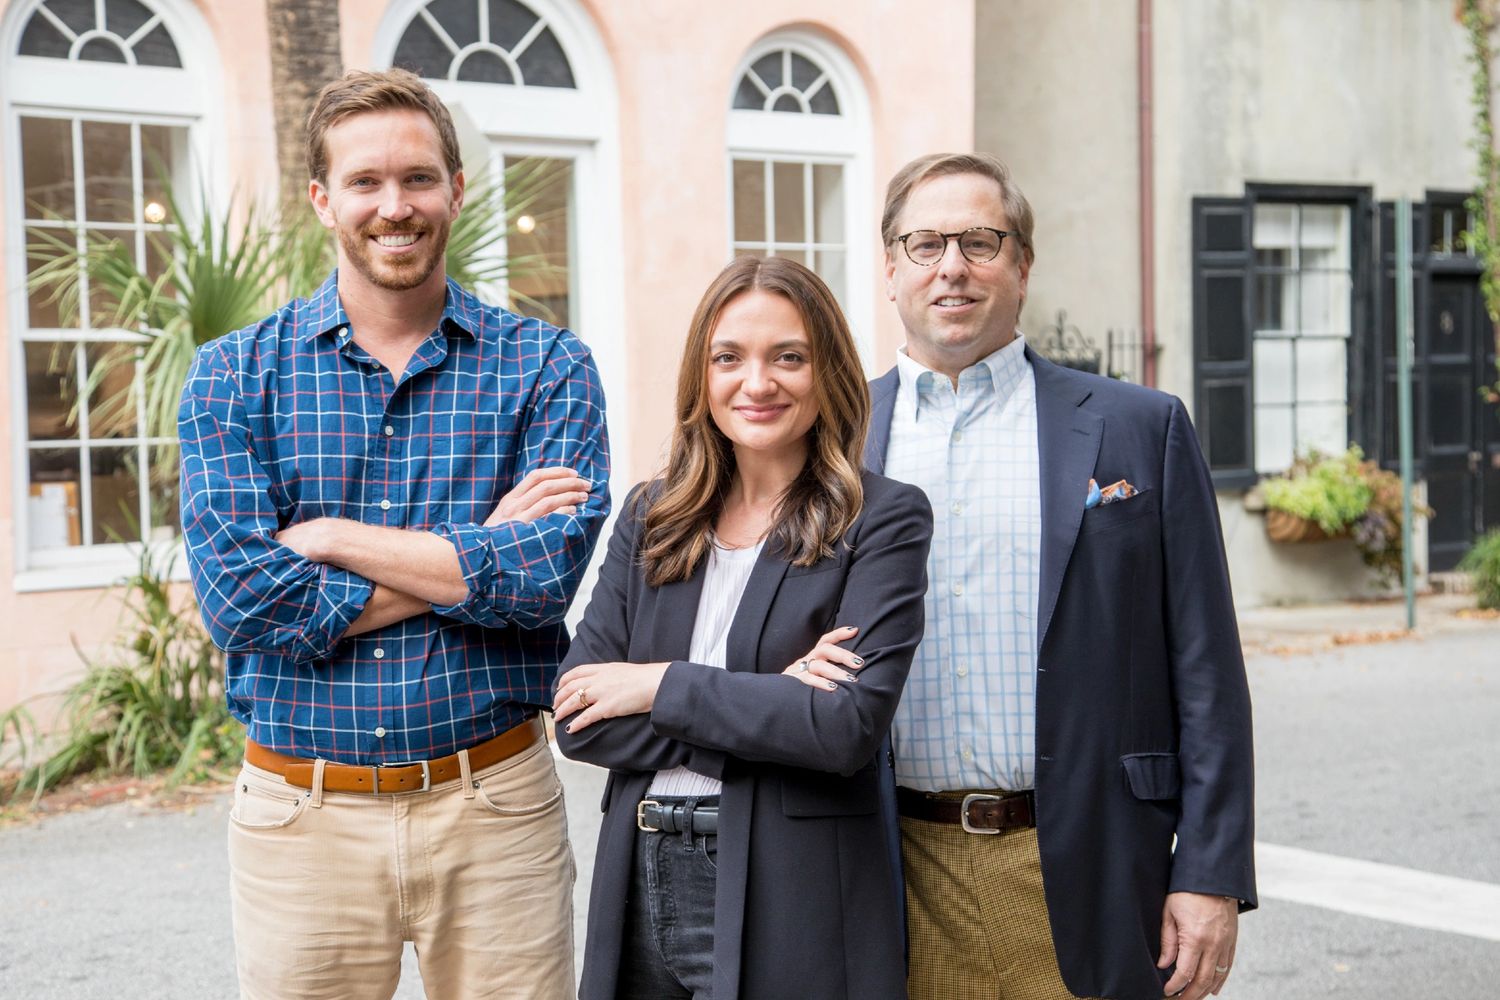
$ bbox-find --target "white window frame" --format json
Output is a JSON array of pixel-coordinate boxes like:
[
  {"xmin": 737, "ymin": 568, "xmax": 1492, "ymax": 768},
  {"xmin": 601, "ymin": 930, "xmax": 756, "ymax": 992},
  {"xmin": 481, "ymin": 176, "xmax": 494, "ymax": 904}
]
[
  {"xmin": 1250, "ymin": 201, "xmax": 1354, "ymax": 474},
  {"xmin": 3, "ymin": 0, "xmax": 226, "ymax": 591},
  {"xmin": 371, "ymin": 0, "xmax": 628, "ymax": 495},
  {"xmin": 726, "ymin": 30, "xmax": 874, "ymax": 368}
]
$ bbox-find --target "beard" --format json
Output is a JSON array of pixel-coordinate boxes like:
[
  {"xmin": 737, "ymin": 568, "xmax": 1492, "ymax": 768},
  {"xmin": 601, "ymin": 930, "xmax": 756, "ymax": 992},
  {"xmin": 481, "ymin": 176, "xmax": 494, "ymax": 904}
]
[{"xmin": 338, "ymin": 215, "xmax": 452, "ymax": 292}]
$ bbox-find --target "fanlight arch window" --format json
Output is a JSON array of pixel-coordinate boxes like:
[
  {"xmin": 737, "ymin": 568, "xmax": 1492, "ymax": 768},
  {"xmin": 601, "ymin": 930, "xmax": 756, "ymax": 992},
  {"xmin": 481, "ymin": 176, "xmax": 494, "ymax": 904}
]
[
  {"xmin": 17, "ymin": 0, "xmax": 181, "ymax": 67},
  {"xmin": 393, "ymin": 0, "xmax": 574, "ymax": 87},
  {"xmin": 732, "ymin": 46, "xmax": 839, "ymax": 116}
]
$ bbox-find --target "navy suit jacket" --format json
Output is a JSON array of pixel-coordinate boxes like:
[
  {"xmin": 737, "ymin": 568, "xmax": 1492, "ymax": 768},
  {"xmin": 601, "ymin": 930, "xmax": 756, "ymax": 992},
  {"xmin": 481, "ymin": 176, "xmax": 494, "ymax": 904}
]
[{"xmin": 866, "ymin": 348, "xmax": 1257, "ymax": 1000}]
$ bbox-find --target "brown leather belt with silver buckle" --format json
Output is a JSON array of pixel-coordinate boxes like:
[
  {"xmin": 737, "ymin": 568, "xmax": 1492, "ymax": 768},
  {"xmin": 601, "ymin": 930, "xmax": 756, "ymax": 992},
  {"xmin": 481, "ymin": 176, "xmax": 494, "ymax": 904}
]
[
  {"xmin": 243, "ymin": 715, "xmax": 542, "ymax": 795},
  {"xmin": 896, "ymin": 786, "xmax": 1037, "ymax": 834}
]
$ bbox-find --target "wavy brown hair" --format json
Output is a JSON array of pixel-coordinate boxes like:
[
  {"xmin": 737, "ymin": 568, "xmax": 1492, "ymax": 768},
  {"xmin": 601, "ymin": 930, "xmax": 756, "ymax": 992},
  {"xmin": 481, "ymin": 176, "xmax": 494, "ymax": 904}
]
[{"xmin": 639, "ymin": 256, "xmax": 869, "ymax": 586}]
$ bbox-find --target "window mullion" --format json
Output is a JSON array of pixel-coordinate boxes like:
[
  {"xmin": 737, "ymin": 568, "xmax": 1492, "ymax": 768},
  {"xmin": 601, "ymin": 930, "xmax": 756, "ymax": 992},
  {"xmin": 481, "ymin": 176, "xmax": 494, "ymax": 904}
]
[
  {"xmin": 762, "ymin": 159, "xmax": 773, "ymax": 254},
  {"xmin": 802, "ymin": 159, "xmax": 813, "ymax": 257}
]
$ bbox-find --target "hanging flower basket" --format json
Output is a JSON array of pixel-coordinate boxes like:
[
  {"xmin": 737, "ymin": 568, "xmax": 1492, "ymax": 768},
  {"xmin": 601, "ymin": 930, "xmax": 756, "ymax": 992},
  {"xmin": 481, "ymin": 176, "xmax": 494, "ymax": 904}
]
[{"xmin": 1265, "ymin": 508, "xmax": 1338, "ymax": 544}]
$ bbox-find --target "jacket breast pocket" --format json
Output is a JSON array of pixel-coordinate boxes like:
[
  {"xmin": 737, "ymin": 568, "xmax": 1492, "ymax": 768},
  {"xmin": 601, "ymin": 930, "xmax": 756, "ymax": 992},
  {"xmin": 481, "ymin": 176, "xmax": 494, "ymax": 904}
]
[
  {"xmin": 1080, "ymin": 488, "xmax": 1158, "ymax": 536},
  {"xmin": 780, "ymin": 765, "xmax": 878, "ymax": 817},
  {"xmin": 1120, "ymin": 751, "xmax": 1181, "ymax": 800}
]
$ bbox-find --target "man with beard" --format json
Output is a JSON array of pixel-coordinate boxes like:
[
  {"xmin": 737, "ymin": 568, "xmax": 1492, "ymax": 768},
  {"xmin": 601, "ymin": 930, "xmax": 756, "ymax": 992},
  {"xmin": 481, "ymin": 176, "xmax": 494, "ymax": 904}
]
[{"xmin": 178, "ymin": 69, "xmax": 609, "ymax": 1000}]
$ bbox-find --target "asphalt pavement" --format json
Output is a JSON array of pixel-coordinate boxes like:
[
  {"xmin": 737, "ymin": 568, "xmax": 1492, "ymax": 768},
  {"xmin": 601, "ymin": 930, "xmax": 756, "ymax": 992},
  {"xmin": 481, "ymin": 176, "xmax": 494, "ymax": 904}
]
[{"xmin": 1, "ymin": 594, "xmax": 1497, "ymax": 998}]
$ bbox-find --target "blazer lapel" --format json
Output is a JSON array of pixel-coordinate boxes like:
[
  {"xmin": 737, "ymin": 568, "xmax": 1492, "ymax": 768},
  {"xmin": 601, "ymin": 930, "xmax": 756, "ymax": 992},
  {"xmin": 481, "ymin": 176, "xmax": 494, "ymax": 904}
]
[
  {"xmin": 650, "ymin": 558, "xmax": 707, "ymax": 663},
  {"xmin": 1030, "ymin": 348, "xmax": 1103, "ymax": 653},
  {"xmin": 724, "ymin": 546, "xmax": 791, "ymax": 673},
  {"xmin": 865, "ymin": 367, "xmax": 899, "ymax": 474}
]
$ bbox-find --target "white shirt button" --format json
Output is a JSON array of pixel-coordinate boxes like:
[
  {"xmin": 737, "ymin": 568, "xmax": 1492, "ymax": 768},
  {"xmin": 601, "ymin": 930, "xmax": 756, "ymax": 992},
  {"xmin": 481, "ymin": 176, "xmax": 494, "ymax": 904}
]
[
  {"xmin": 951, "ymin": 501, "xmax": 964, "ymax": 515},
  {"xmin": 961, "ymin": 746, "xmax": 974, "ymax": 762},
  {"xmin": 374, "ymin": 726, "xmax": 387, "ymax": 738},
  {"xmin": 952, "ymin": 430, "xmax": 964, "ymax": 443},
  {"xmin": 379, "ymin": 499, "xmax": 391, "ymax": 511},
  {"xmin": 383, "ymin": 425, "xmax": 395, "ymax": 436},
  {"xmin": 373, "ymin": 647, "xmax": 385, "ymax": 659},
  {"xmin": 956, "ymin": 664, "xmax": 969, "ymax": 678},
  {"xmin": 951, "ymin": 581, "xmax": 964, "ymax": 597}
]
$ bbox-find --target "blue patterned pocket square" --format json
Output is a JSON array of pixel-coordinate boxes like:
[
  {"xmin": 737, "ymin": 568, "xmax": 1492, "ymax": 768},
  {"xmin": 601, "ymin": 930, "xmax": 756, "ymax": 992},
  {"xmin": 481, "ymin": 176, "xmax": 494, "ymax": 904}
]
[{"xmin": 1085, "ymin": 478, "xmax": 1138, "ymax": 508}]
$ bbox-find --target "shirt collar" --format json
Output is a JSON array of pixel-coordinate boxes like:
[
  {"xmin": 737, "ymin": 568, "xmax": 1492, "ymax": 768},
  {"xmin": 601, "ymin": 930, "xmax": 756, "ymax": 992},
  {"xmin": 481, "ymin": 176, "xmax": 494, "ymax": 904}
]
[
  {"xmin": 297, "ymin": 270, "xmax": 479, "ymax": 343},
  {"xmin": 894, "ymin": 332, "xmax": 1031, "ymax": 422}
]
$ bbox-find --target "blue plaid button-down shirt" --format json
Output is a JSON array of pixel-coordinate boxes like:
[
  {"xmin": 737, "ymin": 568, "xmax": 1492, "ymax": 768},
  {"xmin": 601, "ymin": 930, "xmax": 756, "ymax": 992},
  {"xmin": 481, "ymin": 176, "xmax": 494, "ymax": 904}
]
[{"xmin": 179, "ymin": 272, "xmax": 610, "ymax": 764}]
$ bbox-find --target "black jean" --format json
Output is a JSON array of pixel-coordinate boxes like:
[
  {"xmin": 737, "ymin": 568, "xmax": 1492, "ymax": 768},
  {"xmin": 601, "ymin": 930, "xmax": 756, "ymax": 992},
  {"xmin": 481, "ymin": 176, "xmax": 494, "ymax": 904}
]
[{"xmin": 616, "ymin": 808, "xmax": 719, "ymax": 999}]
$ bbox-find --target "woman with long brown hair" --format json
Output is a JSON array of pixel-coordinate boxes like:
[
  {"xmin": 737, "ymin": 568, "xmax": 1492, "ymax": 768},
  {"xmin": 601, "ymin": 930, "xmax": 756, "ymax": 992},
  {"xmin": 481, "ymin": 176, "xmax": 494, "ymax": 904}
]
[{"xmin": 554, "ymin": 255, "xmax": 932, "ymax": 999}]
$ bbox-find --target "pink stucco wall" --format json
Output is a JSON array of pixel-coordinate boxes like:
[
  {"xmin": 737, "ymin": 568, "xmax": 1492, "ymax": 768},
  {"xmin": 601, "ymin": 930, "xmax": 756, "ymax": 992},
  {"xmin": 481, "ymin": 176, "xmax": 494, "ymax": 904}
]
[{"xmin": 0, "ymin": 0, "xmax": 973, "ymax": 714}]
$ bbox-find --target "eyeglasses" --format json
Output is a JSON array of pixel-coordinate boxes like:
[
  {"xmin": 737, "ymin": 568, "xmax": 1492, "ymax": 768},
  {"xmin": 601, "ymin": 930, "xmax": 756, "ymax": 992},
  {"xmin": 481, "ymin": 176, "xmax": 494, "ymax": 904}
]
[{"xmin": 895, "ymin": 227, "xmax": 1013, "ymax": 266}]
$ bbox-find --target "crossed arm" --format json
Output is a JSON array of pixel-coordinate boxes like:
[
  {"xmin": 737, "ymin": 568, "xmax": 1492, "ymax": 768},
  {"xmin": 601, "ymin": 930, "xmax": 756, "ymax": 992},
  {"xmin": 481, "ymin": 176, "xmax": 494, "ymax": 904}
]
[
  {"xmin": 552, "ymin": 482, "xmax": 932, "ymax": 778},
  {"xmin": 178, "ymin": 341, "xmax": 609, "ymax": 660},
  {"xmin": 276, "ymin": 467, "xmax": 593, "ymax": 636}
]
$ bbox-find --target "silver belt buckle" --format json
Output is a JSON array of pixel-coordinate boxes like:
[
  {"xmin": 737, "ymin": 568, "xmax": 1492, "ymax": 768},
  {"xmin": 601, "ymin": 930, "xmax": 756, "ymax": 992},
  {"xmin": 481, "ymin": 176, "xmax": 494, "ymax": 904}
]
[
  {"xmin": 376, "ymin": 759, "xmax": 431, "ymax": 794},
  {"xmin": 636, "ymin": 798, "xmax": 661, "ymax": 831},
  {"xmin": 960, "ymin": 793, "xmax": 1003, "ymax": 834}
]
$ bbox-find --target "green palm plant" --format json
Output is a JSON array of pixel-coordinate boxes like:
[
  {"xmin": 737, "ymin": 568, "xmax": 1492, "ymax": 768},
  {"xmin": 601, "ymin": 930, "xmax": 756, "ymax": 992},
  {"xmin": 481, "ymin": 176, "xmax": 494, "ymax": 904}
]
[{"xmin": 26, "ymin": 158, "xmax": 568, "ymax": 450}]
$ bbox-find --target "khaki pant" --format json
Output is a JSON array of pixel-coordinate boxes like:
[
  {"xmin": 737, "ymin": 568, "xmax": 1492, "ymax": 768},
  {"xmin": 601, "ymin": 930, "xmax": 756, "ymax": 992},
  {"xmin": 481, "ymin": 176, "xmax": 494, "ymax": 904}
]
[
  {"xmin": 228, "ymin": 736, "xmax": 574, "ymax": 1000},
  {"xmin": 902, "ymin": 816, "xmax": 1098, "ymax": 1000}
]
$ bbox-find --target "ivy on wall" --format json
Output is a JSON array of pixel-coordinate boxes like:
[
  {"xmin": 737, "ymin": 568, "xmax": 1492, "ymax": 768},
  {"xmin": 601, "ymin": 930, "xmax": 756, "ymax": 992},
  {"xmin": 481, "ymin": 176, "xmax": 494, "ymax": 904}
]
[{"xmin": 1461, "ymin": 0, "xmax": 1500, "ymax": 404}]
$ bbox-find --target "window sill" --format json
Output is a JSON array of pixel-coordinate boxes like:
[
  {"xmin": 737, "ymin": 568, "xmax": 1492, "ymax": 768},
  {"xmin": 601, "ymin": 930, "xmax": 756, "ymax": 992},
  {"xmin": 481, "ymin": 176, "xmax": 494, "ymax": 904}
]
[{"xmin": 12, "ymin": 542, "xmax": 189, "ymax": 593}]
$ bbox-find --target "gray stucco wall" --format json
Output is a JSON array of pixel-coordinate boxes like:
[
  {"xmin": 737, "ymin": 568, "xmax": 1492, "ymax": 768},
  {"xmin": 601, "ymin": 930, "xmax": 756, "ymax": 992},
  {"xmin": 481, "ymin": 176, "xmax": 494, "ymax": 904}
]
[{"xmin": 975, "ymin": 0, "xmax": 1472, "ymax": 605}]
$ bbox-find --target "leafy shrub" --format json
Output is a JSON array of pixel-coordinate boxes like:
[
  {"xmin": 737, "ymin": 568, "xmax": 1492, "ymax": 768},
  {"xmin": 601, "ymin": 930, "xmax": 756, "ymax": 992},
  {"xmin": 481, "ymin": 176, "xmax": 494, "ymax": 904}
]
[
  {"xmin": 2, "ymin": 547, "xmax": 240, "ymax": 804},
  {"xmin": 1261, "ymin": 446, "xmax": 1432, "ymax": 585},
  {"xmin": 1260, "ymin": 448, "xmax": 1374, "ymax": 534},
  {"xmin": 1459, "ymin": 529, "xmax": 1500, "ymax": 609}
]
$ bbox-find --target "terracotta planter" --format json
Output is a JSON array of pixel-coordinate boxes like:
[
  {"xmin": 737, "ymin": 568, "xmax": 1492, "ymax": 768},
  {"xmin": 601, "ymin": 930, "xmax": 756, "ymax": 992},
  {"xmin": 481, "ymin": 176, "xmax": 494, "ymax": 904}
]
[{"xmin": 1265, "ymin": 509, "xmax": 1336, "ymax": 544}]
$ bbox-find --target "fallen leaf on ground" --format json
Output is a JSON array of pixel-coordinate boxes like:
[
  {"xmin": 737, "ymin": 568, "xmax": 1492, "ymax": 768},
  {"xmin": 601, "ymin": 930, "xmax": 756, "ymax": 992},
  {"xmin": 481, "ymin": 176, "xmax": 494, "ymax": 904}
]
[{"xmin": 1330, "ymin": 629, "xmax": 1411, "ymax": 646}]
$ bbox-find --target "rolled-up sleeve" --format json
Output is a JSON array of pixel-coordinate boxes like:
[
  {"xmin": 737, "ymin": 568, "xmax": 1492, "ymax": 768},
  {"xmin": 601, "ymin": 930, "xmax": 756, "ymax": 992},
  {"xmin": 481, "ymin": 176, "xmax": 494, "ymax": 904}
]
[
  {"xmin": 179, "ymin": 344, "xmax": 373, "ymax": 662},
  {"xmin": 430, "ymin": 338, "xmax": 611, "ymax": 628}
]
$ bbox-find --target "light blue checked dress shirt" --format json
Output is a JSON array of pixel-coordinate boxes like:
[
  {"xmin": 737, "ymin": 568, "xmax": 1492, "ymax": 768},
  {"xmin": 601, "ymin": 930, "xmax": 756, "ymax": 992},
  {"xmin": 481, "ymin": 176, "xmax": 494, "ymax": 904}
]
[{"xmin": 886, "ymin": 335, "xmax": 1041, "ymax": 792}]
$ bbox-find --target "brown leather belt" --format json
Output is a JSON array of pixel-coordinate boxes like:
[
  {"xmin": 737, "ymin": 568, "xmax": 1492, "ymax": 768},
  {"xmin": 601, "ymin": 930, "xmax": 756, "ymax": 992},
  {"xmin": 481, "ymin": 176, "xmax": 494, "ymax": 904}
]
[
  {"xmin": 897, "ymin": 786, "xmax": 1037, "ymax": 835},
  {"xmin": 244, "ymin": 715, "xmax": 543, "ymax": 795}
]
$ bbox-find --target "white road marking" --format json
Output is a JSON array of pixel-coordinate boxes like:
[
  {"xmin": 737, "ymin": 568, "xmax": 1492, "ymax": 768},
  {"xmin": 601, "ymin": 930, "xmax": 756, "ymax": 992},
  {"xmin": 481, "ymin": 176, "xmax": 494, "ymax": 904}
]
[{"xmin": 1256, "ymin": 842, "xmax": 1500, "ymax": 942}]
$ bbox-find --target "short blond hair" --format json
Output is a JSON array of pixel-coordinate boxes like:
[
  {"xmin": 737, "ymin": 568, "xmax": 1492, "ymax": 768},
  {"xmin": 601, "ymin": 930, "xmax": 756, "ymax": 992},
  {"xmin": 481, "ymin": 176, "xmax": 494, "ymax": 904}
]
[
  {"xmin": 881, "ymin": 153, "xmax": 1036, "ymax": 265},
  {"xmin": 305, "ymin": 69, "xmax": 462, "ymax": 184}
]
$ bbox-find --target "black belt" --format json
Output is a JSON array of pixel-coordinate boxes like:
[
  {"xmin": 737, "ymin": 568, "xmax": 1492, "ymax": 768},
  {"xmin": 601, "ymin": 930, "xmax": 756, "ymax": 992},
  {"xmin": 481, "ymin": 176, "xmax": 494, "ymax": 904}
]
[
  {"xmin": 896, "ymin": 786, "xmax": 1036, "ymax": 834},
  {"xmin": 636, "ymin": 797, "xmax": 720, "ymax": 835}
]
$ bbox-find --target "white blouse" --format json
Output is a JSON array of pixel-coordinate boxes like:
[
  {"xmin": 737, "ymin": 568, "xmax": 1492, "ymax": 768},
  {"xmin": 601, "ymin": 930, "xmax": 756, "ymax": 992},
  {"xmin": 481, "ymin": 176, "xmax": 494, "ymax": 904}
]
[{"xmin": 647, "ymin": 537, "xmax": 765, "ymax": 798}]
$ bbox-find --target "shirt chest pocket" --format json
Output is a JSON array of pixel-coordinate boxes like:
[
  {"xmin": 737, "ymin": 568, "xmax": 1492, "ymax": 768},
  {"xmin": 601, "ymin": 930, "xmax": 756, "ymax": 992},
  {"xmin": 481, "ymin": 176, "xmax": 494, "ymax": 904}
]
[{"xmin": 400, "ymin": 411, "xmax": 523, "ymax": 519}]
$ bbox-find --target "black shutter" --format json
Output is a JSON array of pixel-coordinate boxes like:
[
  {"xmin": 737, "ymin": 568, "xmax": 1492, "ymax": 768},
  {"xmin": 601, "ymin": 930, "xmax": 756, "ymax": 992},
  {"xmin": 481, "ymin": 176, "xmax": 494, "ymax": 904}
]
[{"xmin": 1192, "ymin": 197, "xmax": 1256, "ymax": 488}]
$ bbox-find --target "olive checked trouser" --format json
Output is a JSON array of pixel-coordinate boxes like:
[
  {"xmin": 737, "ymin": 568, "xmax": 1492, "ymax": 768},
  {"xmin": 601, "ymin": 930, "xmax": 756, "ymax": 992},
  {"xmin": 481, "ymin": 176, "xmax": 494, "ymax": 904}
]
[{"xmin": 902, "ymin": 814, "xmax": 1101, "ymax": 1000}]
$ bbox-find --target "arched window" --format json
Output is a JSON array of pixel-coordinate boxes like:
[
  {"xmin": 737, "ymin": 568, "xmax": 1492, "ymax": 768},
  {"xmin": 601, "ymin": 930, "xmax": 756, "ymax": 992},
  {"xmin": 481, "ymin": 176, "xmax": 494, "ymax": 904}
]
[
  {"xmin": 392, "ymin": 0, "xmax": 574, "ymax": 87},
  {"xmin": 18, "ymin": 0, "xmax": 181, "ymax": 66},
  {"xmin": 374, "ymin": 0, "xmax": 627, "ymax": 485},
  {"xmin": 4, "ymin": 0, "xmax": 214, "ymax": 586},
  {"xmin": 727, "ymin": 33, "xmax": 873, "ymax": 363}
]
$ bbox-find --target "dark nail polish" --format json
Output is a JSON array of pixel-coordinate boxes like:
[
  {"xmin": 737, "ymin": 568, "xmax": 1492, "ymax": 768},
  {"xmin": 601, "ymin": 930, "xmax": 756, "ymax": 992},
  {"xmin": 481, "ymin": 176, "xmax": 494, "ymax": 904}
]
[
  {"xmin": 852, "ymin": 656, "xmax": 864, "ymax": 666},
  {"xmin": 826, "ymin": 681, "xmax": 837, "ymax": 690}
]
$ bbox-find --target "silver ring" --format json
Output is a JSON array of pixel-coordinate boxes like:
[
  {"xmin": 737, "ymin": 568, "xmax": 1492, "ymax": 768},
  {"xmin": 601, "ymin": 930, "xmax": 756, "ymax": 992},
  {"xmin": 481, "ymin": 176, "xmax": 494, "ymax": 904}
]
[
  {"xmin": 797, "ymin": 659, "xmax": 811, "ymax": 673},
  {"xmin": 1215, "ymin": 965, "xmax": 1229, "ymax": 975}
]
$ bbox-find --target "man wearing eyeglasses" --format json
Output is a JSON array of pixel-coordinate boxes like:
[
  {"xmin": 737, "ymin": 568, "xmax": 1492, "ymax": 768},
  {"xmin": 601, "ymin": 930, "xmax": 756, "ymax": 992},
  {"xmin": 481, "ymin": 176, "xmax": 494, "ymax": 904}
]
[{"xmin": 863, "ymin": 153, "xmax": 1256, "ymax": 1000}]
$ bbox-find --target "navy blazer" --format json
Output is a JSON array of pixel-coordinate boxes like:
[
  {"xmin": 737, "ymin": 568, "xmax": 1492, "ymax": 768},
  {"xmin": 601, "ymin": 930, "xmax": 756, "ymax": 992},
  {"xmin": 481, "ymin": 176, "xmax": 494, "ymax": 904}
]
[
  {"xmin": 557, "ymin": 471, "xmax": 933, "ymax": 1000},
  {"xmin": 866, "ymin": 348, "xmax": 1257, "ymax": 1000}
]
